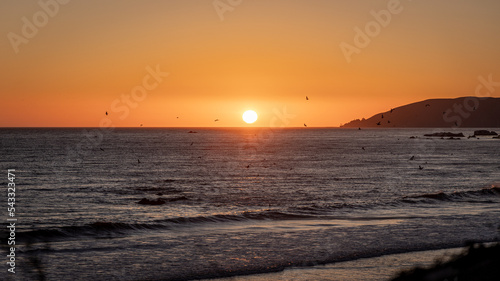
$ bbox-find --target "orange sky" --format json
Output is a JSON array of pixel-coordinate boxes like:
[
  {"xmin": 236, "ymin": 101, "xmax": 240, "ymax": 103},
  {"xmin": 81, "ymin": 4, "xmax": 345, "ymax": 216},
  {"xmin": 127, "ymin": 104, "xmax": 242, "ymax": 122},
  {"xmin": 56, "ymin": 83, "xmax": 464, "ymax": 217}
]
[{"xmin": 1, "ymin": 0, "xmax": 499, "ymax": 127}]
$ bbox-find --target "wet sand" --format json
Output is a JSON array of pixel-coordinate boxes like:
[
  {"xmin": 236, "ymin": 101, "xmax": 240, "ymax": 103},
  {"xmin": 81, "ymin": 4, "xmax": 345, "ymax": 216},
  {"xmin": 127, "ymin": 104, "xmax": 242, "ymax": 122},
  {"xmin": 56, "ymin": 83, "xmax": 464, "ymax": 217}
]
[{"xmin": 205, "ymin": 247, "xmax": 464, "ymax": 281}]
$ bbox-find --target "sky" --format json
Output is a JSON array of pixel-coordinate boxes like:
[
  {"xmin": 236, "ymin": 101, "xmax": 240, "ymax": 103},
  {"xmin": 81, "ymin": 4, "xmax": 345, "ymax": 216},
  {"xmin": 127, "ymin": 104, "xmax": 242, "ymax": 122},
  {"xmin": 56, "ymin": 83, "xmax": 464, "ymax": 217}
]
[{"xmin": 1, "ymin": 0, "xmax": 499, "ymax": 127}]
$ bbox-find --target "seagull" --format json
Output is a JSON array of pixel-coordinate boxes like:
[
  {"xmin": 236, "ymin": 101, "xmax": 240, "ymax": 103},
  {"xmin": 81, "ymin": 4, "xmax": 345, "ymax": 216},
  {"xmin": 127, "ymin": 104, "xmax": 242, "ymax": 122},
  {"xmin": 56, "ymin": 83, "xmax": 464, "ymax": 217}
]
[
  {"xmin": 176, "ymin": 117, "xmax": 179, "ymax": 119},
  {"xmin": 376, "ymin": 121, "xmax": 381, "ymax": 125},
  {"xmin": 140, "ymin": 124, "xmax": 143, "ymax": 127},
  {"xmin": 425, "ymin": 104, "xmax": 430, "ymax": 107},
  {"xmin": 390, "ymin": 108, "xmax": 394, "ymax": 113},
  {"xmin": 419, "ymin": 165, "xmax": 423, "ymax": 170},
  {"xmin": 214, "ymin": 119, "xmax": 219, "ymax": 122},
  {"xmin": 387, "ymin": 120, "xmax": 391, "ymax": 124},
  {"xmin": 304, "ymin": 123, "xmax": 307, "ymax": 127},
  {"xmin": 381, "ymin": 114, "xmax": 384, "ymax": 119},
  {"xmin": 105, "ymin": 111, "xmax": 108, "ymax": 116},
  {"xmin": 306, "ymin": 96, "xmax": 309, "ymax": 101},
  {"xmin": 358, "ymin": 127, "xmax": 361, "ymax": 130}
]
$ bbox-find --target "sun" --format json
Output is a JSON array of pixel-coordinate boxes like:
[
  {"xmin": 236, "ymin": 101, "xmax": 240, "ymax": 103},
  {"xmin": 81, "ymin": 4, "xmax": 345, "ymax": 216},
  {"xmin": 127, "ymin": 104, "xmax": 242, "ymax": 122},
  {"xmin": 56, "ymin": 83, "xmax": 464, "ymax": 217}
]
[{"xmin": 242, "ymin": 110, "xmax": 258, "ymax": 124}]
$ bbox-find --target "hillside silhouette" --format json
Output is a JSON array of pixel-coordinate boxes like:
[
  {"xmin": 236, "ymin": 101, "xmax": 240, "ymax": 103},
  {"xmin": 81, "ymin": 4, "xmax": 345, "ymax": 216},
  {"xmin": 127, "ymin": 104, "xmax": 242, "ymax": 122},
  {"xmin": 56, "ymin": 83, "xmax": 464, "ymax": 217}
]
[{"xmin": 341, "ymin": 97, "xmax": 500, "ymax": 128}]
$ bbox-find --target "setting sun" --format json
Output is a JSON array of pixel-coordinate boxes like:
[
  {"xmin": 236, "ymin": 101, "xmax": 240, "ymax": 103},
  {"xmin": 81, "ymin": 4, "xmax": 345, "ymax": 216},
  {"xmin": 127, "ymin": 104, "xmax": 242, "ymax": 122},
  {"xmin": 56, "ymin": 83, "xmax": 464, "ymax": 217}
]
[{"xmin": 242, "ymin": 110, "xmax": 258, "ymax": 124}]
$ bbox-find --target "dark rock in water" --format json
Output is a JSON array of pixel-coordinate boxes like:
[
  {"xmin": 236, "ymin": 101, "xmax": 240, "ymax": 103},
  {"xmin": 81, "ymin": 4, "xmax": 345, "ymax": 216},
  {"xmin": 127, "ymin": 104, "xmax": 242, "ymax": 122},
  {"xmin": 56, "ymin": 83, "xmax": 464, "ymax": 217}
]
[
  {"xmin": 137, "ymin": 198, "xmax": 166, "ymax": 205},
  {"xmin": 156, "ymin": 192, "xmax": 163, "ymax": 196},
  {"xmin": 168, "ymin": 196, "xmax": 188, "ymax": 202},
  {"xmin": 188, "ymin": 131, "xmax": 197, "ymax": 133},
  {"xmin": 409, "ymin": 136, "xmax": 417, "ymax": 139},
  {"xmin": 424, "ymin": 132, "xmax": 465, "ymax": 137},
  {"xmin": 473, "ymin": 130, "xmax": 498, "ymax": 136},
  {"xmin": 493, "ymin": 135, "xmax": 500, "ymax": 139}
]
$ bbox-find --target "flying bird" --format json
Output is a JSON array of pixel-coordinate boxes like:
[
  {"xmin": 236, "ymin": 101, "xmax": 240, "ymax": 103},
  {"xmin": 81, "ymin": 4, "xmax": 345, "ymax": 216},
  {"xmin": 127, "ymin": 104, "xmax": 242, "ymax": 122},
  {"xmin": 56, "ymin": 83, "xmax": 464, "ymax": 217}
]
[
  {"xmin": 381, "ymin": 114, "xmax": 384, "ymax": 118},
  {"xmin": 140, "ymin": 124, "xmax": 143, "ymax": 127},
  {"xmin": 376, "ymin": 121, "xmax": 381, "ymax": 126},
  {"xmin": 214, "ymin": 119, "xmax": 219, "ymax": 122},
  {"xmin": 105, "ymin": 111, "xmax": 108, "ymax": 116},
  {"xmin": 390, "ymin": 108, "xmax": 394, "ymax": 113},
  {"xmin": 306, "ymin": 96, "xmax": 309, "ymax": 100},
  {"xmin": 304, "ymin": 123, "xmax": 307, "ymax": 127}
]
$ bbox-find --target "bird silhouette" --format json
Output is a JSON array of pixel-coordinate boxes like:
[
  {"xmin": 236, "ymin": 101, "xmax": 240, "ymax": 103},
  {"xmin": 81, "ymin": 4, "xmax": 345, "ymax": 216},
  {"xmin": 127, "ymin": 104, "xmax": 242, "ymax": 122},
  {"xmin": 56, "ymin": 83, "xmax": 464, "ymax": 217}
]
[
  {"xmin": 105, "ymin": 111, "xmax": 108, "ymax": 116},
  {"xmin": 381, "ymin": 114, "xmax": 384, "ymax": 118},
  {"xmin": 425, "ymin": 104, "xmax": 430, "ymax": 107},
  {"xmin": 138, "ymin": 159, "xmax": 141, "ymax": 164},
  {"xmin": 409, "ymin": 156, "xmax": 415, "ymax": 160},
  {"xmin": 99, "ymin": 148, "xmax": 104, "ymax": 152},
  {"xmin": 358, "ymin": 127, "xmax": 361, "ymax": 130},
  {"xmin": 362, "ymin": 147, "xmax": 365, "ymax": 150},
  {"xmin": 306, "ymin": 96, "xmax": 309, "ymax": 100},
  {"xmin": 387, "ymin": 120, "xmax": 391, "ymax": 124},
  {"xmin": 214, "ymin": 119, "xmax": 219, "ymax": 122},
  {"xmin": 140, "ymin": 124, "xmax": 143, "ymax": 127},
  {"xmin": 376, "ymin": 121, "xmax": 381, "ymax": 125},
  {"xmin": 304, "ymin": 123, "xmax": 307, "ymax": 127},
  {"xmin": 390, "ymin": 108, "xmax": 394, "ymax": 113},
  {"xmin": 419, "ymin": 165, "xmax": 423, "ymax": 170}
]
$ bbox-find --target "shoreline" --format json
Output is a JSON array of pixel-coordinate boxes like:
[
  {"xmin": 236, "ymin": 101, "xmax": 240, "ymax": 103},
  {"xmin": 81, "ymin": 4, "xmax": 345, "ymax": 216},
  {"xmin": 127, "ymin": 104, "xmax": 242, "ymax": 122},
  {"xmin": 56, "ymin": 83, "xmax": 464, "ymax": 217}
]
[{"xmin": 201, "ymin": 246, "xmax": 470, "ymax": 281}]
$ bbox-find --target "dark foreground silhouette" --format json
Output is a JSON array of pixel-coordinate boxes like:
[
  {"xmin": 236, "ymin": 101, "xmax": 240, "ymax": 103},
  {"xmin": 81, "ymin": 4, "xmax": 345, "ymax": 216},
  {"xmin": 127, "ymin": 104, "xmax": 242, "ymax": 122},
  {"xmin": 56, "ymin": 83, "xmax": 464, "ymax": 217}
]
[{"xmin": 392, "ymin": 243, "xmax": 500, "ymax": 281}]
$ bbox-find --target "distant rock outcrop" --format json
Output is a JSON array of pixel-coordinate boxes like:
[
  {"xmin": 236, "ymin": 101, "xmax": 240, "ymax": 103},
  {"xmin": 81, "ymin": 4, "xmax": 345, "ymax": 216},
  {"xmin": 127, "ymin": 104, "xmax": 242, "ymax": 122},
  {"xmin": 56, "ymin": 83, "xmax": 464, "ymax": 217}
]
[
  {"xmin": 341, "ymin": 97, "xmax": 500, "ymax": 128},
  {"xmin": 473, "ymin": 130, "xmax": 498, "ymax": 136},
  {"xmin": 424, "ymin": 132, "xmax": 465, "ymax": 138}
]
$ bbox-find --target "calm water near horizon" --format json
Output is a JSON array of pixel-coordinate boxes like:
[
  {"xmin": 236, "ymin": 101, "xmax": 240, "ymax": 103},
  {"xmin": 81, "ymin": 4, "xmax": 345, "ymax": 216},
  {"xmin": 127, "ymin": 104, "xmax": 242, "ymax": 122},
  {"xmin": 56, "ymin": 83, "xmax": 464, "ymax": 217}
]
[{"xmin": 1, "ymin": 128, "xmax": 500, "ymax": 280}]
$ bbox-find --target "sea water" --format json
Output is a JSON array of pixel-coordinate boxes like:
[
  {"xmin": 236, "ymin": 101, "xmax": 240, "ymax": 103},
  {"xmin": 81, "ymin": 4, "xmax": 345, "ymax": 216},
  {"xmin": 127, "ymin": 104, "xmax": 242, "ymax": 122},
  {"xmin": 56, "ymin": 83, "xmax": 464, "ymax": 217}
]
[{"xmin": 1, "ymin": 128, "xmax": 499, "ymax": 280}]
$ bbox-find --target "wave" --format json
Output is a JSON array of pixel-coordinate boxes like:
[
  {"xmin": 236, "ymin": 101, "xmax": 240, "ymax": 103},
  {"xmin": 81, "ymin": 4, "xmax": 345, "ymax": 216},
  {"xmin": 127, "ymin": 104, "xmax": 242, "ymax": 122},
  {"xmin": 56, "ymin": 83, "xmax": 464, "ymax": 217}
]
[
  {"xmin": 17, "ymin": 186, "xmax": 500, "ymax": 243},
  {"xmin": 18, "ymin": 210, "xmax": 314, "ymax": 242},
  {"xmin": 402, "ymin": 186, "xmax": 500, "ymax": 203}
]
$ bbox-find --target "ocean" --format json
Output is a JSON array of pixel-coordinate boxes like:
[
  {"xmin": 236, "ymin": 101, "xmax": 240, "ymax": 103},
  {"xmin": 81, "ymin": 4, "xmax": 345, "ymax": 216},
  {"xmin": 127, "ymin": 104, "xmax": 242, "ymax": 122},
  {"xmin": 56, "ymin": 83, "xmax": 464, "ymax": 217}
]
[{"xmin": 1, "ymin": 128, "xmax": 499, "ymax": 280}]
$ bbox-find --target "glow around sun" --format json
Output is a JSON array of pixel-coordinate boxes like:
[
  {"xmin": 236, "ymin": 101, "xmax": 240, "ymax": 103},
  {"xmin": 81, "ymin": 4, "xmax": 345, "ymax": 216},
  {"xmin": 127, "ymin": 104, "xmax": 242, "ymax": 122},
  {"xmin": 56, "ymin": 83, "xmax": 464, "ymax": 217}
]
[{"xmin": 242, "ymin": 110, "xmax": 258, "ymax": 124}]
